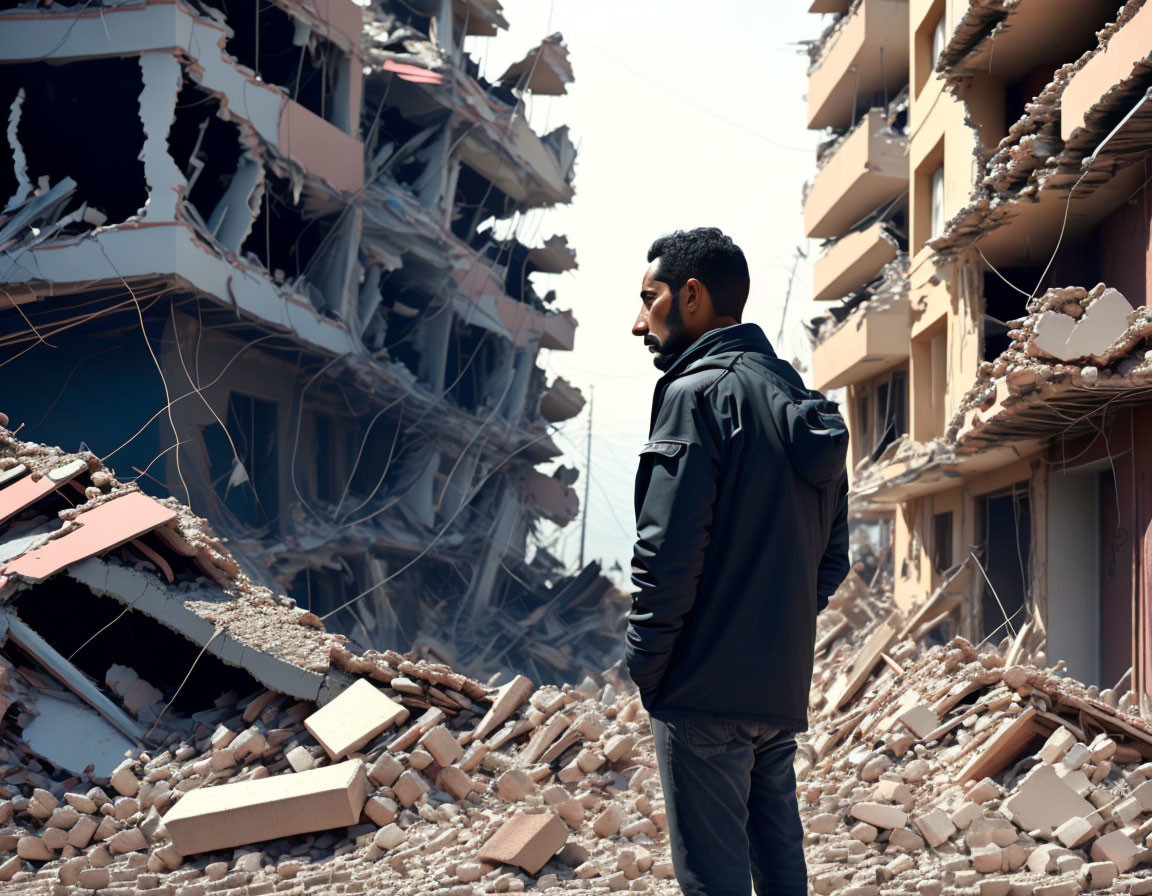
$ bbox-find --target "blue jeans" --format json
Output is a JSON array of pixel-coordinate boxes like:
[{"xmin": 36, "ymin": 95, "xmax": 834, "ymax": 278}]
[{"xmin": 650, "ymin": 715, "xmax": 807, "ymax": 896}]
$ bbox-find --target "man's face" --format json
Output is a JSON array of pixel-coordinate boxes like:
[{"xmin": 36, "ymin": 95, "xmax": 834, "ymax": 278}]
[{"xmin": 634, "ymin": 259, "xmax": 693, "ymax": 371}]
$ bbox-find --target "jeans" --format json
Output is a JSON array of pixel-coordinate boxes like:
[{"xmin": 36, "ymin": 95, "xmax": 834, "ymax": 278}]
[{"xmin": 650, "ymin": 715, "xmax": 807, "ymax": 896}]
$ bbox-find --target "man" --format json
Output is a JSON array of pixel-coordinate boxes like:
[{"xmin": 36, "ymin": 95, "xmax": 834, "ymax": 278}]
[{"xmin": 625, "ymin": 227, "xmax": 850, "ymax": 896}]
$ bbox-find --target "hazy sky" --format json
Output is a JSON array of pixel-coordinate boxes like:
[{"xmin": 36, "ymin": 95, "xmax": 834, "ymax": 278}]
[{"xmin": 467, "ymin": 2, "xmax": 825, "ymax": 580}]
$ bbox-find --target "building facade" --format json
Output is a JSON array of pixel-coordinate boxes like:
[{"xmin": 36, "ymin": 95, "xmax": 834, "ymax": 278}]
[
  {"xmin": 0, "ymin": 0, "xmax": 618, "ymax": 682},
  {"xmin": 805, "ymin": 0, "xmax": 1152, "ymax": 695}
]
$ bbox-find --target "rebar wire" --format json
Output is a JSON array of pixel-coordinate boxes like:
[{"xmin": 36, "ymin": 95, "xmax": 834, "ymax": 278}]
[
  {"xmin": 969, "ymin": 549, "xmax": 1018, "ymax": 641},
  {"xmin": 98, "ymin": 245, "xmax": 192, "ymax": 505},
  {"xmin": 144, "ymin": 628, "xmax": 221, "ymax": 742},
  {"xmin": 319, "ymin": 427, "xmax": 555, "ymax": 621}
]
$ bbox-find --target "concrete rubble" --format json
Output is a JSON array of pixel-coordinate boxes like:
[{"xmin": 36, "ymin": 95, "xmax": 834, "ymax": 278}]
[
  {"xmin": 0, "ymin": 427, "xmax": 680, "ymax": 894},
  {"xmin": 799, "ymin": 567, "xmax": 1152, "ymax": 896}
]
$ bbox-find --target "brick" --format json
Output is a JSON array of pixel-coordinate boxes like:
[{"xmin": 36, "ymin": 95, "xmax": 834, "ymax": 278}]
[
  {"xmin": 593, "ymin": 804, "xmax": 624, "ymax": 837},
  {"xmin": 1002, "ymin": 765, "xmax": 1096, "ymax": 835},
  {"xmin": 162, "ymin": 760, "xmax": 370, "ymax": 855},
  {"xmin": 363, "ymin": 796, "xmax": 398, "ymax": 827},
  {"xmin": 873, "ymin": 779, "xmax": 914, "ymax": 810},
  {"xmin": 970, "ymin": 843, "xmax": 1003, "ymax": 873},
  {"xmin": 436, "ymin": 766, "xmax": 474, "ymax": 801},
  {"xmin": 603, "ymin": 735, "xmax": 636, "ymax": 764},
  {"xmin": 284, "ymin": 746, "xmax": 314, "ymax": 773},
  {"xmin": 108, "ymin": 827, "xmax": 147, "ymax": 854},
  {"xmin": 1033, "ymin": 882, "xmax": 1081, "ymax": 896},
  {"xmin": 806, "ymin": 813, "xmax": 839, "ymax": 834},
  {"xmin": 373, "ymin": 823, "xmax": 406, "ymax": 851},
  {"xmin": 1054, "ymin": 815, "xmax": 1097, "ymax": 848},
  {"xmin": 479, "ymin": 812, "xmax": 568, "ymax": 875},
  {"xmin": 1090, "ymin": 830, "xmax": 1140, "ymax": 872},
  {"xmin": 888, "ymin": 828, "xmax": 925, "ymax": 851},
  {"xmin": 898, "ymin": 705, "xmax": 940, "ymax": 740},
  {"xmin": 304, "ymin": 680, "xmax": 409, "ymax": 760},
  {"xmin": 418, "ymin": 726, "xmax": 464, "ymax": 768},
  {"xmin": 110, "ymin": 760, "xmax": 140, "ymax": 798},
  {"xmin": 849, "ymin": 802, "xmax": 908, "ymax": 830},
  {"xmin": 368, "ymin": 754, "xmax": 404, "ymax": 788},
  {"xmin": 951, "ymin": 803, "xmax": 982, "ymax": 830},
  {"xmin": 0, "ymin": 855, "xmax": 21, "ymax": 882},
  {"xmin": 1038, "ymin": 728, "xmax": 1078, "ymax": 764},
  {"xmin": 979, "ymin": 880, "xmax": 1012, "ymax": 896},
  {"xmin": 913, "ymin": 809, "xmax": 955, "ymax": 847},
  {"xmin": 1028, "ymin": 844, "xmax": 1073, "ymax": 874},
  {"xmin": 17, "ymin": 835, "xmax": 51, "ymax": 860},
  {"xmin": 966, "ymin": 777, "xmax": 1001, "ymax": 804},
  {"xmin": 495, "ymin": 769, "xmax": 534, "ymax": 802},
  {"xmin": 78, "ymin": 867, "xmax": 111, "ymax": 889},
  {"xmin": 392, "ymin": 770, "xmax": 429, "ymax": 808},
  {"xmin": 1084, "ymin": 861, "xmax": 1117, "ymax": 889}
]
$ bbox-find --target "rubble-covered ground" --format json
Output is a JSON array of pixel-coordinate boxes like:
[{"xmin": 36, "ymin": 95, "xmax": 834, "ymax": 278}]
[{"xmin": 7, "ymin": 422, "xmax": 1152, "ymax": 896}]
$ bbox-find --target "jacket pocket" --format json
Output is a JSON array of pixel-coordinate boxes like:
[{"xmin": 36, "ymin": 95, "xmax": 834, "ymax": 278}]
[{"xmin": 682, "ymin": 717, "xmax": 735, "ymax": 759}]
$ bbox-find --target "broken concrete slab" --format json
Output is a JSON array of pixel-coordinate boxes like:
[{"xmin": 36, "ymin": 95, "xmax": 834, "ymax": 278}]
[
  {"xmin": 1002, "ymin": 764, "xmax": 1097, "ymax": 835},
  {"xmin": 304, "ymin": 679, "xmax": 409, "ymax": 760},
  {"xmin": 1033, "ymin": 288, "xmax": 1132, "ymax": 362},
  {"xmin": 162, "ymin": 760, "xmax": 370, "ymax": 854}
]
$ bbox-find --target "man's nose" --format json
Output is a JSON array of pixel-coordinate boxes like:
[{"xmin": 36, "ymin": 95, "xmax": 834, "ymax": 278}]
[{"xmin": 632, "ymin": 307, "xmax": 648, "ymax": 337}]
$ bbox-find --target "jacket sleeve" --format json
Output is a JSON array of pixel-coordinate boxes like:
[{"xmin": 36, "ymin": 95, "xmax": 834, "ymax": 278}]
[
  {"xmin": 626, "ymin": 380, "xmax": 723, "ymax": 702},
  {"xmin": 816, "ymin": 473, "xmax": 850, "ymax": 613}
]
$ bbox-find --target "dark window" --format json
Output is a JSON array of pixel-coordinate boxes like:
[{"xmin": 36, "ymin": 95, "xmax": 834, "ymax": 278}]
[
  {"xmin": 931, "ymin": 511, "xmax": 953, "ymax": 573},
  {"xmin": 205, "ymin": 393, "xmax": 279, "ymax": 529},
  {"xmin": 871, "ymin": 370, "xmax": 908, "ymax": 461},
  {"xmin": 978, "ymin": 487, "xmax": 1031, "ymax": 643}
]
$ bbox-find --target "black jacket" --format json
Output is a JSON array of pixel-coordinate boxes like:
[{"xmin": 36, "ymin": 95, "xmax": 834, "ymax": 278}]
[{"xmin": 625, "ymin": 323, "xmax": 849, "ymax": 730}]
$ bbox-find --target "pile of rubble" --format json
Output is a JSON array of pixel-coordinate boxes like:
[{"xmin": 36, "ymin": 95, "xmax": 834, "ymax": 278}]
[
  {"xmin": 801, "ymin": 570, "xmax": 1152, "ymax": 896},
  {"xmin": 0, "ymin": 424, "xmax": 678, "ymax": 895},
  {"xmin": 0, "ymin": 664, "xmax": 680, "ymax": 895}
]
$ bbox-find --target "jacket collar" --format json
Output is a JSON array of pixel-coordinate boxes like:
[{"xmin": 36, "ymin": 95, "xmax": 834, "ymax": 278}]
[{"xmin": 657, "ymin": 322, "xmax": 778, "ymax": 383}]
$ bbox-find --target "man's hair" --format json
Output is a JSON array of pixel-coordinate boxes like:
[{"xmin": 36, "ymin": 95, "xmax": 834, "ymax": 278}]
[{"xmin": 647, "ymin": 227, "xmax": 750, "ymax": 319}]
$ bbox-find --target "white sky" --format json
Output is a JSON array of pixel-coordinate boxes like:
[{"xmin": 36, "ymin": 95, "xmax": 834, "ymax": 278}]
[{"xmin": 467, "ymin": 2, "xmax": 826, "ymax": 581}]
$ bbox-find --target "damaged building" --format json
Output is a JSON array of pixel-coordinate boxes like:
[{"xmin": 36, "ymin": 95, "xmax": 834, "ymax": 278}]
[
  {"xmin": 0, "ymin": 0, "xmax": 626, "ymax": 684},
  {"xmin": 803, "ymin": 0, "xmax": 1152, "ymax": 696},
  {"xmin": 0, "ymin": 430, "xmax": 682, "ymax": 891}
]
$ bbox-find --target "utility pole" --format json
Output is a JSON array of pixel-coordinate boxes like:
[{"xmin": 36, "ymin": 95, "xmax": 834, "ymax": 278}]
[
  {"xmin": 777, "ymin": 245, "xmax": 808, "ymax": 346},
  {"xmin": 578, "ymin": 387, "xmax": 593, "ymax": 569}
]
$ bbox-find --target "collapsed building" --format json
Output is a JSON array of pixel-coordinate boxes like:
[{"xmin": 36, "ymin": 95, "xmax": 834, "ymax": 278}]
[
  {"xmin": 802, "ymin": 0, "xmax": 1152, "ymax": 696},
  {"xmin": 0, "ymin": 0, "xmax": 628, "ymax": 685},
  {"xmin": 0, "ymin": 428, "xmax": 680, "ymax": 892}
]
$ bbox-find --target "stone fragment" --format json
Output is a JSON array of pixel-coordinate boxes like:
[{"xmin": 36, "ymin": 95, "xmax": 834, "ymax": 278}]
[
  {"xmin": 593, "ymin": 804, "xmax": 624, "ymax": 837},
  {"xmin": 374, "ymin": 824, "xmax": 406, "ymax": 850},
  {"xmin": 110, "ymin": 760, "xmax": 140, "ymax": 798},
  {"xmin": 849, "ymin": 802, "xmax": 908, "ymax": 830},
  {"xmin": 419, "ymin": 726, "xmax": 464, "ymax": 767},
  {"xmin": 478, "ymin": 812, "xmax": 568, "ymax": 875},
  {"xmin": 899, "ymin": 706, "xmax": 940, "ymax": 740},
  {"xmin": 369, "ymin": 753, "xmax": 404, "ymax": 787},
  {"xmin": 393, "ymin": 770, "xmax": 430, "ymax": 808},
  {"xmin": 437, "ymin": 766, "xmax": 475, "ymax": 801},
  {"xmin": 1090, "ymin": 830, "xmax": 1140, "ymax": 872},
  {"xmin": 17, "ymin": 835, "xmax": 51, "ymax": 861},
  {"xmin": 1003, "ymin": 765, "xmax": 1095, "ymax": 835},
  {"xmin": 495, "ymin": 769, "xmax": 535, "ymax": 802},
  {"xmin": 364, "ymin": 796, "xmax": 398, "ymax": 827},
  {"xmin": 913, "ymin": 809, "xmax": 956, "ymax": 847}
]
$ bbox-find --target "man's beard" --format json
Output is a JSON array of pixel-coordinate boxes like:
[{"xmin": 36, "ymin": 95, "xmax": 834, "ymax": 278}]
[{"xmin": 645, "ymin": 294, "xmax": 693, "ymax": 371}]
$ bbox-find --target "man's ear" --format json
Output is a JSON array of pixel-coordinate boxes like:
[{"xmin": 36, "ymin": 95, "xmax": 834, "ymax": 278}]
[{"xmin": 683, "ymin": 278, "xmax": 703, "ymax": 314}]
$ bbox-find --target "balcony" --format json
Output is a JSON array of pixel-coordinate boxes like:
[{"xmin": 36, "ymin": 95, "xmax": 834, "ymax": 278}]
[
  {"xmin": 1061, "ymin": 0, "xmax": 1152, "ymax": 143},
  {"xmin": 808, "ymin": 0, "xmax": 909, "ymax": 130},
  {"xmin": 813, "ymin": 221, "xmax": 898, "ymax": 301},
  {"xmin": 804, "ymin": 109, "xmax": 907, "ymax": 239},
  {"xmin": 812, "ymin": 294, "xmax": 911, "ymax": 391}
]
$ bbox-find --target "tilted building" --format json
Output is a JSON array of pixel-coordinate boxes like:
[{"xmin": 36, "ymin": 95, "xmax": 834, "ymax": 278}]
[
  {"xmin": 0, "ymin": 0, "xmax": 623, "ymax": 683},
  {"xmin": 804, "ymin": 0, "xmax": 1152, "ymax": 695}
]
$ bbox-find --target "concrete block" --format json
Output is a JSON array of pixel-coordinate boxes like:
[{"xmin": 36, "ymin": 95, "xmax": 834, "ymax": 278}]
[
  {"xmin": 418, "ymin": 726, "xmax": 464, "ymax": 768},
  {"xmin": 1084, "ymin": 861, "xmax": 1117, "ymax": 889},
  {"xmin": 1033, "ymin": 288, "xmax": 1132, "ymax": 362},
  {"xmin": 1038, "ymin": 728, "xmax": 1078, "ymax": 764},
  {"xmin": 368, "ymin": 754, "xmax": 404, "ymax": 787},
  {"xmin": 304, "ymin": 680, "xmax": 409, "ymax": 760},
  {"xmin": 1003, "ymin": 765, "xmax": 1096, "ymax": 835},
  {"xmin": 363, "ymin": 796, "xmax": 398, "ymax": 827},
  {"xmin": 913, "ymin": 809, "xmax": 956, "ymax": 847},
  {"xmin": 479, "ymin": 811, "xmax": 568, "ymax": 875},
  {"xmin": 162, "ymin": 760, "xmax": 370, "ymax": 855},
  {"xmin": 849, "ymin": 802, "xmax": 908, "ymax": 830},
  {"xmin": 392, "ymin": 770, "xmax": 429, "ymax": 808},
  {"xmin": 1090, "ymin": 830, "xmax": 1140, "ymax": 873},
  {"xmin": 899, "ymin": 705, "xmax": 940, "ymax": 740},
  {"xmin": 970, "ymin": 843, "xmax": 1003, "ymax": 874},
  {"xmin": 436, "ymin": 766, "xmax": 474, "ymax": 801},
  {"xmin": 1054, "ymin": 815, "xmax": 1097, "ymax": 849}
]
